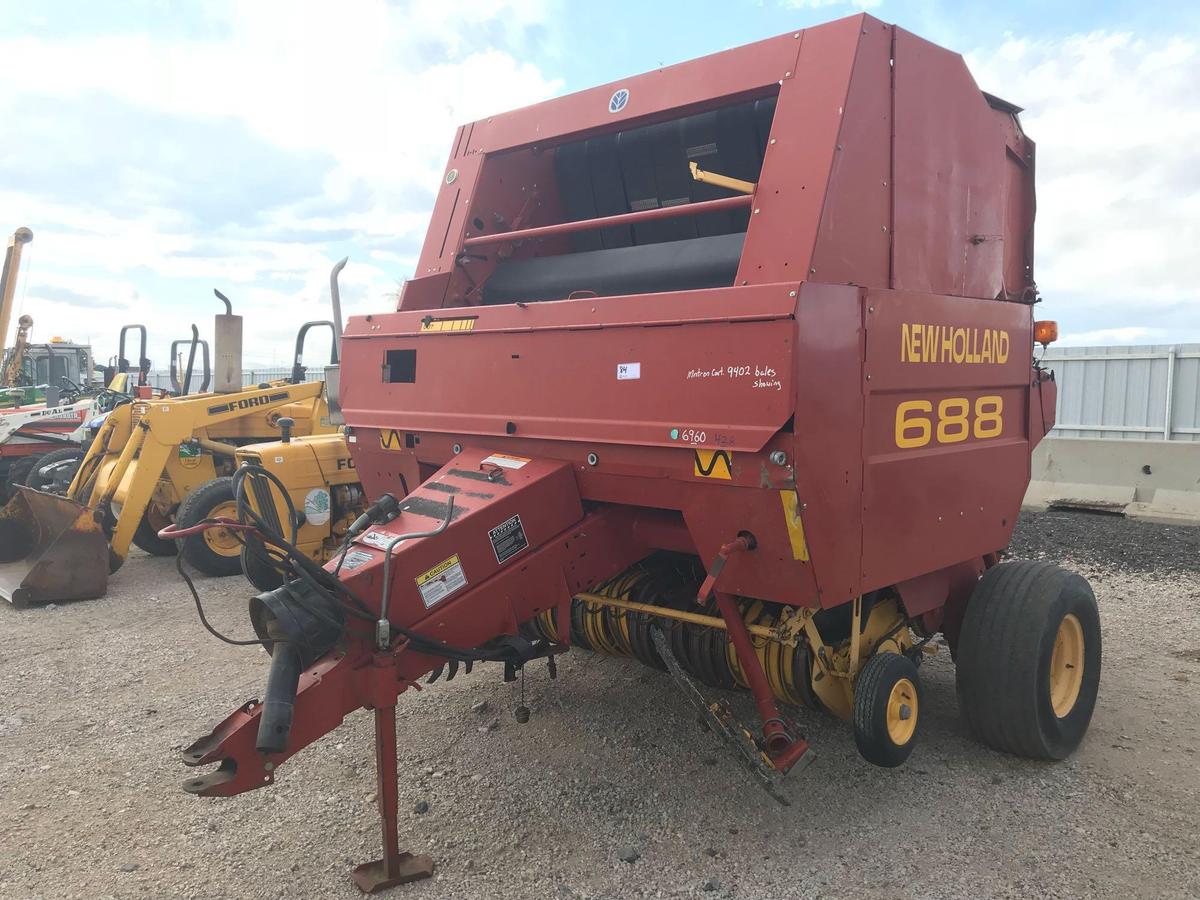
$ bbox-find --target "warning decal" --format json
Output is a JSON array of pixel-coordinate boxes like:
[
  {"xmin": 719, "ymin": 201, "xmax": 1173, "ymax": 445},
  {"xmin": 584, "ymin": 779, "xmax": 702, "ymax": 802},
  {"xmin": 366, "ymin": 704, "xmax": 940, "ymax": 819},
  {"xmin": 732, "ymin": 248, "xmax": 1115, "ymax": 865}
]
[
  {"xmin": 693, "ymin": 449, "xmax": 733, "ymax": 479},
  {"xmin": 340, "ymin": 549, "xmax": 376, "ymax": 571},
  {"xmin": 360, "ymin": 531, "xmax": 395, "ymax": 550},
  {"xmin": 488, "ymin": 514, "xmax": 528, "ymax": 565},
  {"xmin": 415, "ymin": 554, "xmax": 468, "ymax": 608},
  {"xmin": 420, "ymin": 317, "xmax": 476, "ymax": 333},
  {"xmin": 481, "ymin": 453, "xmax": 530, "ymax": 470}
]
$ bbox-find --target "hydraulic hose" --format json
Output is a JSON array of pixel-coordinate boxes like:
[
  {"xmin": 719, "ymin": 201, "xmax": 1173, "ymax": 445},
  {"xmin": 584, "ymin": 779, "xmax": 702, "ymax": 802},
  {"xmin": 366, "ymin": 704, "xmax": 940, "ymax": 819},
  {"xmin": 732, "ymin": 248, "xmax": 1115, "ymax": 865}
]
[{"xmin": 257, "ymin": 642, "xmax": 304, "ymax": 754}]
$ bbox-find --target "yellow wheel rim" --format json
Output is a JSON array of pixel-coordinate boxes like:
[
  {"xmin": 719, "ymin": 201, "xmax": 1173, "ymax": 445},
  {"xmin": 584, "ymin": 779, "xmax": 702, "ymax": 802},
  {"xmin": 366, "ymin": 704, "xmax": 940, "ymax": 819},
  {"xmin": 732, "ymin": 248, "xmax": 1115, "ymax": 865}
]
[
  {"xmin": 885, "ymin": 677, "xmax": 918, "ymax": 745},
  {"xmin": 202, "ymin": 500, "xmax": 241, "ymax": 557},
  {"xmin": 1049, "ymin": 613, "xmax": 1085, "ymax": 717}
]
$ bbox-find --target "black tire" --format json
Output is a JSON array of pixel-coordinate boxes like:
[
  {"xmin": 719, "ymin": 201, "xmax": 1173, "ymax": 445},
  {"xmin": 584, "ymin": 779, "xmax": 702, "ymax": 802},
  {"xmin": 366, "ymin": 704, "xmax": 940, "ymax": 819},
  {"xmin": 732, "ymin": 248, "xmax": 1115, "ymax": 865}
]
[
  {"xmin": 131, "ymin": 509, "xmax": 180, "ymax": 557},
  {"xmin": 853, "ymin": 652, "xmax": 922, "ymax": 768},
  {"xmin": 25, "ymin": 447, "xmax": 83, "ymax": 493},
  {"xmin": 175, "ymin": 477, "xmax": 243, "ymax": 577},
  {"xmin": 4, "ymin": 455, "xmax": 42, "ymax": 499},
  {"xmin": 955, "ymin": 560, "xmax": 1101, "ymax": 760}
]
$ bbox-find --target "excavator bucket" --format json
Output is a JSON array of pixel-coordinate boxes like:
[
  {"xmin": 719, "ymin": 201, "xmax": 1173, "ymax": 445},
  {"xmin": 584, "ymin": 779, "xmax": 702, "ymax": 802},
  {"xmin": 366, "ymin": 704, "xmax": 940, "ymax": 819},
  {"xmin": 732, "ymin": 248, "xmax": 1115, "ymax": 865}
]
[{"xmin": 0, "ymin": 486, "xmax": 108, "ymax": 607}]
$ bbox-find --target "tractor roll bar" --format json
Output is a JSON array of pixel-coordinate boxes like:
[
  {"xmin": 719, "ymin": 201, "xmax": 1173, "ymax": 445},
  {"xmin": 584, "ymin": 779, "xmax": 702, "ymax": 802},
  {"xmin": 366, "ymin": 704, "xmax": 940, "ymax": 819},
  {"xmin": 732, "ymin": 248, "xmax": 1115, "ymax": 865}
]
[
  {"xmin": 170, "ymin": 333, "xmax": 211, "ymax": 395},
  {"xmin": 291, "ymin": 320, "xmax": 338, "ymax": 384},
  {"xmin": 117, "ymin": 325, "xmax": 151, "ymax": 386}
]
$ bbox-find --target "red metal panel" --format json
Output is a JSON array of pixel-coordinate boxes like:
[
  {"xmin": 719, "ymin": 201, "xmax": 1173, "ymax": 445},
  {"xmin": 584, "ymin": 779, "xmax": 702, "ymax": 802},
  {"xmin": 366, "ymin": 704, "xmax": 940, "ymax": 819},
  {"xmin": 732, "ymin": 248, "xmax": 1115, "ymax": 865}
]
[
  {"xmin": 357, "ymin": 282, "xmax": 799, "ymax": 337},
  {"xmin": 344, "ymin": 285, "xmax": 798, "ymax": 453},
  {"xmin": 413, "ymin": 151, "xmax": 484, "ymax": 279},
  {"xmin": 735, "ymin": 15, "xmax": 868, "ymax": 285},
  {"xmin": 890, "ymin": 29, "xmax": 1008, "ymax": 299},
  {"xmin": 463, "ymin": 34, "xmax": 803, "ymax": 153},
  {"xmin": 860, "ymin": 288, "xmax": 1033, "ymax": 590},
  {"xmin": 808, "ymin": 17, "xmax": 893, "ymax": 290},
  {"xmin": 788, "ymin": 282, "xmax": 866, "ymax": 606},
  {"xmin": 1002, "ymin": 136, "xmax": 1037, "ymax": 300}
]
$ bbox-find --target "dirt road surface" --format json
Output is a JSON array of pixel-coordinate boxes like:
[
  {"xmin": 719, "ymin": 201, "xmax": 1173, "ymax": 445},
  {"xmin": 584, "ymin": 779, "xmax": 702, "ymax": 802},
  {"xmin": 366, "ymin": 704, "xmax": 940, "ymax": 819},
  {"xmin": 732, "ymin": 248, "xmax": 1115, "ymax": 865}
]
[{"xmin": 2, "ymin": 511, "xmax": 1198, "ymax": 899}]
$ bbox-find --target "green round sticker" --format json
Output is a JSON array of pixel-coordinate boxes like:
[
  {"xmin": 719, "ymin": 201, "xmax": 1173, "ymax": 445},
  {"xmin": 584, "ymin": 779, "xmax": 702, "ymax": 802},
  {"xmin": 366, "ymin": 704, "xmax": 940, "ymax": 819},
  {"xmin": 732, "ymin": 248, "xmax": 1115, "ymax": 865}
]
[{"xmin": 669, "ymin": 428, "xmax": 679, "ymax": 440}]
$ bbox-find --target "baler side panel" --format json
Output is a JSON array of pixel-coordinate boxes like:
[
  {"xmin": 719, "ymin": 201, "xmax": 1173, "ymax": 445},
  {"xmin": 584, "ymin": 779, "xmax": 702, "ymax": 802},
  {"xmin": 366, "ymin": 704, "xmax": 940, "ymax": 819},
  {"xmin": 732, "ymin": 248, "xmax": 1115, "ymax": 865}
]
[
  {"xmin": 789, "ymin": 283, "xmax": 866, "ymax": 607},
  {"xmin": 1002, "ymin": 134, "xmax": 1037, "ymax": 299},
  {"xmin": 860, "ymin": 289, "xmax": 1033, "ymax": 591},
  {"xmin": 807, "ymin": 17, "xmax": 894, "ymax": 291},
  {"xmin": 735, "ymin": 16, "xmax": 866, "ymax": 286},
  {"xmin": 439, "ymin": 148, "xmax": 575, "ymax": 307},
  {"xmin": 343, "ymin": 286, "xmax": 798, "ymax": 453},
  {"xmin": 413, "ymin": 142, "xmax": 483, "ymax": 282},
  {"xmin": 891, "ymin": 29, "xmax": 1008, "ymax": 300}
]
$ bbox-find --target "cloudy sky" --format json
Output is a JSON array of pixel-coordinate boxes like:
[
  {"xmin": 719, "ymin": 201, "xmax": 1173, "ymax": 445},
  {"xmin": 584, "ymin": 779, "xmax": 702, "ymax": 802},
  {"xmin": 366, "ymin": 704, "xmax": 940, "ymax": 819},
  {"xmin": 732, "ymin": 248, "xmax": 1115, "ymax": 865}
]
[{"xmin": 1, "ymin": 0, "xmax": 1197, "ymax": 369}]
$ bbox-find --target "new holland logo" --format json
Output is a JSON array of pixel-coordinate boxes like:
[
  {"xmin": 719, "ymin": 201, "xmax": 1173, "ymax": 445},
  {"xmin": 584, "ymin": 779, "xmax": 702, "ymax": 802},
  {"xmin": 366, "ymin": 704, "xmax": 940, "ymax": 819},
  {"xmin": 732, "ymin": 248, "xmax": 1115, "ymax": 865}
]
[
  {"xmin": 693, "ymin": 449, "xmax": 732, "ymax": 480},
  {"xmin": 608, "ymin": 88, "xmax": 629, "ymax": 113}
]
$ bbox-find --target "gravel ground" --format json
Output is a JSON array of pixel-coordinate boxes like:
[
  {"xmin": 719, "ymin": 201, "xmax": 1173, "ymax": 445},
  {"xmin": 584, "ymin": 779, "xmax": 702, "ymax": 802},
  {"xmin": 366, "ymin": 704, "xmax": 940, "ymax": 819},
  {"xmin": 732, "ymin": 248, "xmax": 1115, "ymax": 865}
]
[{"xmin": 2, "ymin": 511, "xmax": 1199, "ymax": 900}]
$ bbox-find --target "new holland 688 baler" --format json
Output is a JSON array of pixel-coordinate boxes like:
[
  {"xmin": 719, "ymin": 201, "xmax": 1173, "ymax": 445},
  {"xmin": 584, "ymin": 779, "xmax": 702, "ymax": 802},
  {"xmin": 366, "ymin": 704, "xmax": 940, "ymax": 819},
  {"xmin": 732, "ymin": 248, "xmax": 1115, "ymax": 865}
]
[{"xmin": 182, "ymin": 14, "xmax": 1100, "ymax": 891}]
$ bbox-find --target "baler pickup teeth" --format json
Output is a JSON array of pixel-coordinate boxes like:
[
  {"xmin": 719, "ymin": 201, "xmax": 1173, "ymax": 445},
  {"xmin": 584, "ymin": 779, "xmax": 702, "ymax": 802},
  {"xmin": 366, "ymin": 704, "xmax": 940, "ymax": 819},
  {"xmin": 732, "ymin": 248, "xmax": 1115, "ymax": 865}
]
[{"xmin": 651, "ymin": 628, "xmax": 811, "ymax": 805}]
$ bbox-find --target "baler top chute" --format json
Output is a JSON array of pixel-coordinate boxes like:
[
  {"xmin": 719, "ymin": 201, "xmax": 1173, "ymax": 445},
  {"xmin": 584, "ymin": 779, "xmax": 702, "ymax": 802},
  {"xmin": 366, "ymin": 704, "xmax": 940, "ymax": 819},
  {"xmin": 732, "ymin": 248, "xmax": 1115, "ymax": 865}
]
[{"xmin": 181, "ymin": 13, "xmax": 1097, "ymax": 896}]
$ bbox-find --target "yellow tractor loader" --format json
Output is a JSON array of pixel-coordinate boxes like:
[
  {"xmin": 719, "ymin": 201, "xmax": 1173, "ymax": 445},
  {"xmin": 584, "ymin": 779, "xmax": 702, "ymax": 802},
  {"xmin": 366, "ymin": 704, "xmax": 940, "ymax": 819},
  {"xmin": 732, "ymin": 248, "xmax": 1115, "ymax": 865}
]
[
  {"xmin": 0, "ymin": 292, "xmax": 339, "ymax": 606},
  {"xmin": 175, "ymin": 424, "xmax": 364, "ymax": 591}
]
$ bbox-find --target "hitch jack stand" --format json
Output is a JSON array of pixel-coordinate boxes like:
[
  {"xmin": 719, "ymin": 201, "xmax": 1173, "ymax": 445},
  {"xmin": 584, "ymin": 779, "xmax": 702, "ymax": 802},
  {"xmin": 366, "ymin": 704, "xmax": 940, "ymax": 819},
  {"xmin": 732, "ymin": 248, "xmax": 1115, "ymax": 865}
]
[{"xmin": 350, "ymin": 704, "xmax": 435, "ymax": 893}]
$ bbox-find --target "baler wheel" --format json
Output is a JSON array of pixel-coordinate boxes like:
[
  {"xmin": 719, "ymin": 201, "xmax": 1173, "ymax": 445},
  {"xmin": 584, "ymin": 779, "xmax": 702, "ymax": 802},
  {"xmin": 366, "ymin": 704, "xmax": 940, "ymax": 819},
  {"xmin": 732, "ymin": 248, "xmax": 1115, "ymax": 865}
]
[
  {"xmin": 852, "ymin": 652, "xmax": 922, "ymax": 767},
  {"xmin": 954, "ymin": 560, "xmax": 1100, "ymax": 760}
]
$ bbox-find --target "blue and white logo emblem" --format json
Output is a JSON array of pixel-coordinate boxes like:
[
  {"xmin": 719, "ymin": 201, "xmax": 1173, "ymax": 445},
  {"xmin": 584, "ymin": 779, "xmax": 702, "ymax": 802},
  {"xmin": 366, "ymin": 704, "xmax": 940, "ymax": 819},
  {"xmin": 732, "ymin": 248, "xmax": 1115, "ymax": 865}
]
[{"xmin": 608, "ymin": 88, "xmax": 629, "ymax": 114}]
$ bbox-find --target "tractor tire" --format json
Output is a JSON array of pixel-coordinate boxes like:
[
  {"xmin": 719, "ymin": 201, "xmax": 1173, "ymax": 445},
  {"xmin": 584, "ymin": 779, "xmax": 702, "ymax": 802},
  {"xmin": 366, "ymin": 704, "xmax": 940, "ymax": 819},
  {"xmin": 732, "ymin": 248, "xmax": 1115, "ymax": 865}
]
[
  {"xmin": 25, "ymin": 447, "xmax": 83, "ymax": 493},
  {"xmin": 3, "ymin": 455, "xmax": 42, "ymax": 500},
  {"xmin": 131, "ymin": 509, "xmax": 180, "ymax": 557},
  {"xmin": 175, "ymin": 477, "xmax": 243, "ymax": 577},
  {"xmin": 955, "ymin": 560, "xmax": 1100, "ymax": 760},
  {"xmin": 852, "ymin": 652, "xmax": 922, "ymax": 768}
]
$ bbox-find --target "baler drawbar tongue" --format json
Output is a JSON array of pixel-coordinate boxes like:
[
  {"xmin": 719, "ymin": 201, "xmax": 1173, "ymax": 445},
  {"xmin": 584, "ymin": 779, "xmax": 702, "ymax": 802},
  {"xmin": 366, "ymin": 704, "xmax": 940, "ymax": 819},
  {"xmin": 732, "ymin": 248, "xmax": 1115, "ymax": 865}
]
[{"xmin": 0, "ymin": 486, "xmax": 109, "ymax": 607}]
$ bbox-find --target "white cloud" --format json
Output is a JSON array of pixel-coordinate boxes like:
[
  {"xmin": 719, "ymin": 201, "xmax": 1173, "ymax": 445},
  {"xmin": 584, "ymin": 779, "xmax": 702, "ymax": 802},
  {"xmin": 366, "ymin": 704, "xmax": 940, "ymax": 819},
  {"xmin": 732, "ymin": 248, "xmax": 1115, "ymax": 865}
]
[
  {"xmin": 0, "ymin": 0, "xmax": 563, "ymax": 367},
  {"xmin": 967, "ymin": 31, "xmax": 1200, "ymax": 341},
  {"xmin": 779, "ymin": 0, "xmax": 882, "ymax": 9}
]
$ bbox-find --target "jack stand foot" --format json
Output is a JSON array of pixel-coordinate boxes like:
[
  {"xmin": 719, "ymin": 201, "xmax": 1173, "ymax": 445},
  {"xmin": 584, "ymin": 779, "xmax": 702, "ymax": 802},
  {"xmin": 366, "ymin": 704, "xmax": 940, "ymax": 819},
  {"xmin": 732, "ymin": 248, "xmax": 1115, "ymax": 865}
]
[
  {"xmin": 350, "ymin": 854, "xmax": 435, "ymax": 894},
  {"xmin": 352, "ymin": 703, "xmax": 435, "ymax": 893}
]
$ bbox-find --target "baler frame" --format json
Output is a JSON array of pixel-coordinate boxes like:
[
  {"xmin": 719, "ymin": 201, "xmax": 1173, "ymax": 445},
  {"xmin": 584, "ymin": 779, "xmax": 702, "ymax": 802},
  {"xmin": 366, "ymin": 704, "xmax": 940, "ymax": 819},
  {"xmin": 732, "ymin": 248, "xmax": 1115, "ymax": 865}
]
[{"xmin": 178, "ymin": 13, "xmax": 1099, "ymax": 894}]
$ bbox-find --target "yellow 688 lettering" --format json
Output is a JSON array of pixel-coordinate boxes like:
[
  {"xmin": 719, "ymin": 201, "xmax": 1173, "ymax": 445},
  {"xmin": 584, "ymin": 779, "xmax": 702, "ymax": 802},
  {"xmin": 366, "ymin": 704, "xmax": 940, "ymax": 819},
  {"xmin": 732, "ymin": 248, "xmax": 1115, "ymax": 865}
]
[{"xmin": 894, "ymin": 395, "xmax": 1003, "ymax": 449}]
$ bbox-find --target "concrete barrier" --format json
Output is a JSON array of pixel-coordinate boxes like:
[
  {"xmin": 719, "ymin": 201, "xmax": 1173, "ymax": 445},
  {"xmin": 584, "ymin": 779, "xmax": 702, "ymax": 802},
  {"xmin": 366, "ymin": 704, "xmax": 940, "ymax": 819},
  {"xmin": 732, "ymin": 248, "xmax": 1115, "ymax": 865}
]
[{"xmin": 1024, "ymin": 437, "xmax": 1200, "ymax": 524}]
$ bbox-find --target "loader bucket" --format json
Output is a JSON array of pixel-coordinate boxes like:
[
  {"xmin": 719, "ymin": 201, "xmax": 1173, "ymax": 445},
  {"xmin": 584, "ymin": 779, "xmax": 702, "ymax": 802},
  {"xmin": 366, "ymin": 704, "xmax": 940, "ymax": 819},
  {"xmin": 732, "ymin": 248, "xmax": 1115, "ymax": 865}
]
[{"xmin": 0, "ymin": 486, "xmax": 108, "ymax": 607}]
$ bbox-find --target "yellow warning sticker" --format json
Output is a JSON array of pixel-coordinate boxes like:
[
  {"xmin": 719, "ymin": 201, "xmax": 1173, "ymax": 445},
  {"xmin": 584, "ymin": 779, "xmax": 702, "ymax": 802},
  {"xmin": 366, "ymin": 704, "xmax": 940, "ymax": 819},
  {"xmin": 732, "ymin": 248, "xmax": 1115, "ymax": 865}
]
[
  {"xmin": 420, "ymin": 317, "xmax": 477, "ymax": 333},
  {"xmin": 693, "ymin": 449, "xmax": 732, "ymax": 479},
  {"xmin": 415, "ymin": 554, "xmax": 468, "ymax": 608},
  {"xmin": 779, "ymin": 490, "xmax": 810, "ymax": 562},
  {"xmin": 379, "ymin": 429, "xmax": 405, "ymax": 450}
]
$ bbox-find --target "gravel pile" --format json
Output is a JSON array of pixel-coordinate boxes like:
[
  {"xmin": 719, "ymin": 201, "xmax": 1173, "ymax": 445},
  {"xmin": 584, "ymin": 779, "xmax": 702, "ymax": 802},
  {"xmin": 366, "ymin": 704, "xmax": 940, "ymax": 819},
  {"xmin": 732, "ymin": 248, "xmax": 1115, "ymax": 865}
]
[{"xmin": 1, "ymin": 511, "xmax": 1198, "ymax": 899}]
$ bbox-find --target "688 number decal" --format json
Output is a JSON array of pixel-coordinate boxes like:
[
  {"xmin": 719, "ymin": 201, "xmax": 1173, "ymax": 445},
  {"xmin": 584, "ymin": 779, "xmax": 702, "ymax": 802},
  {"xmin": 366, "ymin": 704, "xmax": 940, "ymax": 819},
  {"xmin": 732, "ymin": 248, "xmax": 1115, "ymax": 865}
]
[{"xmin": 894, "ymin": 395, "xmax": 1004, "ymax": 449}]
